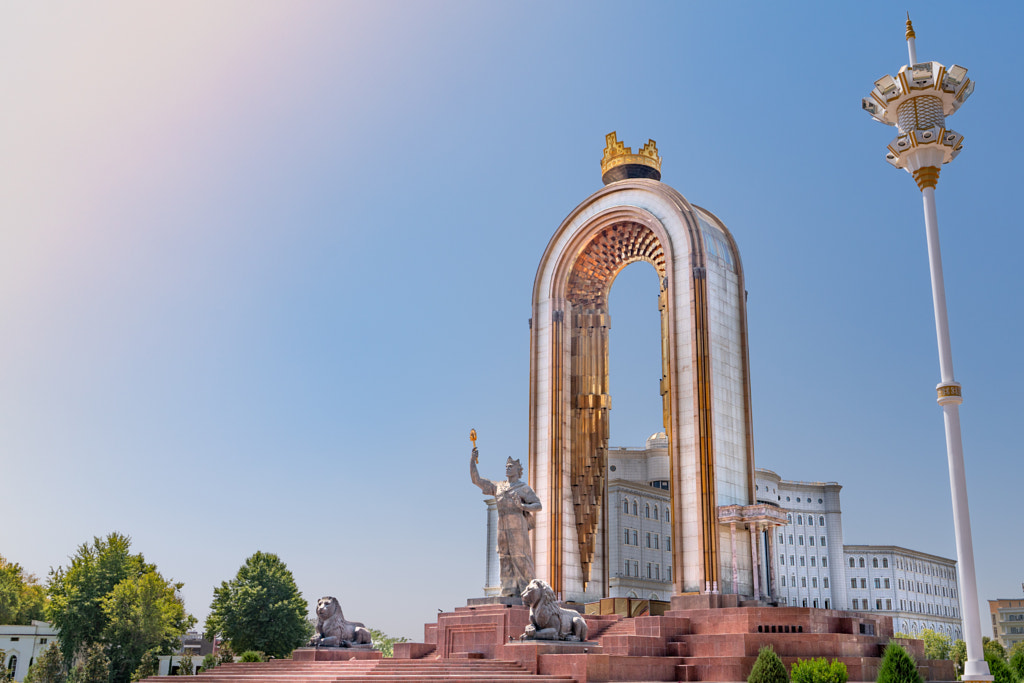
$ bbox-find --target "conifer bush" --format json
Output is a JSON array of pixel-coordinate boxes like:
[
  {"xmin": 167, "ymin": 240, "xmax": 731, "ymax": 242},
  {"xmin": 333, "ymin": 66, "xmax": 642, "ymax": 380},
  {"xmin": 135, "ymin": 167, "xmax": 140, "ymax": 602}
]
[
  {"xmin": 237, "ymin": 652, "xmax": 265, "ymax": 663},
  {"xmin": 985, "ymin": 650, "xmax": 1019, "ymax": 683},
  {"xmin": 877, "ymin": 642, "xmax": 923, "ymax": 683},
  {"xmin": 749, "ymin": 646, "xmax": 789, "ymax": 683},
  {"xmin": 791, "ymin": 657, "xmax": 849, "ymax": 683}
]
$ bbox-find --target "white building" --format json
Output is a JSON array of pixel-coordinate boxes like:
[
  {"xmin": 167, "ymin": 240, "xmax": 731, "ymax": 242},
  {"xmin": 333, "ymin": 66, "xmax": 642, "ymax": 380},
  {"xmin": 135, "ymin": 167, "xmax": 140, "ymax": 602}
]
[
  {"xmin": 0, "ymin": 621, "xmax": 58, "ymax": 682},
  {"xmin": 755, "ymin": 469, "xmax": 847, "ymax": 609},
  {"xmin": 844, "ymin": 545, "xmax": 961, "ymax": 640}
]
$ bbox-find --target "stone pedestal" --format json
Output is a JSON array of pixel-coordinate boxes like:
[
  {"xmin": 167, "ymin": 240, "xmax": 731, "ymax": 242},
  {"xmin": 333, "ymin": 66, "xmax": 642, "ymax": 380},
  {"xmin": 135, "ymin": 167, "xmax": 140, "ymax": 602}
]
[
  {"xmin": 291, "ymin": 647, "xmax": 382, "ymax": 661},
  {"xmin": 467, "ymin": 596, "xmax": 524, "ymax": 607}
]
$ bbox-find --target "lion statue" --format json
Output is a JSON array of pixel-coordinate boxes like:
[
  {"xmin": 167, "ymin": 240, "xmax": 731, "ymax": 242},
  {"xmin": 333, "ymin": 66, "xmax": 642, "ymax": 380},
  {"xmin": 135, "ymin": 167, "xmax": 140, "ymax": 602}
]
[
  {"xmin": 308, "ymin": 596, "xmax": 373, "ymax": 648},
  {"xmin": 519, "ymin": 579, "xmax": 588, "ymax": 642}
]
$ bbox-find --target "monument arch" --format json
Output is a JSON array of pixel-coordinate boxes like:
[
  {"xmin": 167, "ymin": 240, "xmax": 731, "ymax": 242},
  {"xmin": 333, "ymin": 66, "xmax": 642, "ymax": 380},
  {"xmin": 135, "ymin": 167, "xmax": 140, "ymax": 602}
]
[{"xmin": 527, "ymin": 134, "xmax": 768, "ymax": 603}]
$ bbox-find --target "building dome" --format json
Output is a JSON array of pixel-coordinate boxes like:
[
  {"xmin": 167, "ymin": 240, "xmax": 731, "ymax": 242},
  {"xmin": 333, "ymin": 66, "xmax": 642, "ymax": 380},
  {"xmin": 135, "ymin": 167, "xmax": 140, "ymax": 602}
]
[{"xmin": 646, "ymin": 432, "xmax": 668, "ymax": 449}]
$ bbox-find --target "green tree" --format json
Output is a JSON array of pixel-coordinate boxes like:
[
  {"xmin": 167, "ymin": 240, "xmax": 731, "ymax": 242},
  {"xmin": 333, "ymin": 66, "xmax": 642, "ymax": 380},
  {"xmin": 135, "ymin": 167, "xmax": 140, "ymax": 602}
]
[
  {"xmin": 877, "ymin": 642, "xmax": 923, "ymax": 683},
  {"xmin": 236, "ymin": 652, "xmax": 264, "ymax": 663},
  {"xmin": 1010, "ymin": 647, "xmax": 1024, "ymax": 681},
  {"xmin": 985, "ymin": 650, "xmax": 1019, "ymax": 683},
  {"xmin": 24, "ymin": 644, "xmax": 65, "ymax": 683},
  {"xmin": 918, "ymin": 629, "xmax": 952, "ymax": 660},
  {"xmin": 101, "ymin": 571, "xmax": 195, "ymax": 683},
  {"xmin": 215, "ymin": 646, "xmax": 234, "ymax": 666},
  {"xmin": 951, "ymin": 640, "xmax": 967, "ymax": 679},
  {"xmin": 199, "ymin": 654, "xmax": 216, "ymax": 673},
  {"xmin": 175, "ymin": 654, "xmax": 193, "ymax": 677},
  {"xmin": 129, "ymin": 650, "xmax": 160, "ymax": 683},
  {"xmin": 68, "ymin": 645, "xmax": 109, "ymax": 683},
  {"xmin": 203, "ymin": 552, "xmax": 308, "ymax": 659},
  {"xmin": 986, "ymin": 638, "xmax": 1009, "ymax": 663},
  {"xmin": 0, "ymin": 556, "xmax": 48, "ymax": 625},
  {"xmin": 369, "ymin": 629, "xmax": 408, "ymax": 658},
  {"xmin": 748, "ymin": 646, "xmax": 789, "ymax": 683}
]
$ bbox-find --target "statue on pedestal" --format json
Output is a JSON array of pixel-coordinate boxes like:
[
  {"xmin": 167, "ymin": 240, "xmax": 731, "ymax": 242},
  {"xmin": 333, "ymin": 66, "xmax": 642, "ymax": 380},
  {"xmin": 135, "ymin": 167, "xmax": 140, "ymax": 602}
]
[
  {"xmin": 520, "ymin": 579, "xmax": 588, "ymax": 642},
  {"xmin": 469, "ymin": 446, "xmax": 542, "ymax": 598},
  {"xmin": 308, "ymin": 597, "xmax": 373, "ymax": 648}
]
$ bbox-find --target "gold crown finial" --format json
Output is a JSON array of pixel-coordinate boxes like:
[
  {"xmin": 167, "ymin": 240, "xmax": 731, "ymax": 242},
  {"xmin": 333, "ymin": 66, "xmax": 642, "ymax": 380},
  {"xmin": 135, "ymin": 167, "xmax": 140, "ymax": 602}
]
[
  {"xmin": 905, "ymin": 12, "xmax": 916, "ymax": 41},
  {"xmin": 600, "ymin": 132, "xmax": 662, "ymax": 182}
]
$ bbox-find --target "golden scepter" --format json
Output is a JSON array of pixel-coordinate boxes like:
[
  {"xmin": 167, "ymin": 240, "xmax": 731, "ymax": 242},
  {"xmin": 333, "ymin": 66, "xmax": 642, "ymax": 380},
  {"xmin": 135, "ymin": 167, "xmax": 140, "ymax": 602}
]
[{"xmin": 470, "ymin": 428, "xmax": 478, "ymax": 463}]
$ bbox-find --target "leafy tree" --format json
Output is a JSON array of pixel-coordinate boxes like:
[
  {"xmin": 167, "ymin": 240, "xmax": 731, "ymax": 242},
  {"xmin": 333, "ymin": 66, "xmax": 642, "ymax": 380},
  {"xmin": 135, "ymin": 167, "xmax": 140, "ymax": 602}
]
[
  {"xmin": 369, "ymin": 629, "xmax": 408, "ymax": 658},
  {"xmin": 68, "ymin": 645, "xmax": 109, "ymax": 683},
  {"xmin": 0, "ymin": 556, "xmax": 48, "ymax": 625},
  {"xmin": 877, "ymin": 642, "xmax": 923, "ymax": 683},
  {"xmin": 985, "ymin": 650, "xmax": 1019, "ymax": 683},
  {"xmin": 24, "ymin": 644, "xmax": 65, "ymax": 683},
  {"xmin": 102, "ymin": 571, "xmax": 195, "ymax": 683},
  {"xmin": 986, "ymin": 638, "xmax": 1009, "ymax": 663},
  {"xmin": 1010, "ymin": 647, "xmax": 1024, "ymax": 681},
  {"xmin": 951, "ymin": 640, "xmax": 967, "ymax": 679},
  {"xmin": 1011, "ymin": 643, "xmax": 1024, "ymax": 661},
  {"xmin": 748, "ymin": 646, "xmax": 789, "ymax": 683},
  {"xmin": 791, "ymin": 658, "xmax": 848, "ymax": 683},
  {"xmin": 129, "ymin": 650, "xmax": 160, "ymax": 682},
  {"xmin": 204, "ymin": 552, "xmax": 308, "ymax": 659},
  {"xmin": 215, "ymin": 646, "xmax": 235, "ymax": 666},
  {"xmin": 918, "ymin": 629, "xmax": 952, "ymax": 660}
]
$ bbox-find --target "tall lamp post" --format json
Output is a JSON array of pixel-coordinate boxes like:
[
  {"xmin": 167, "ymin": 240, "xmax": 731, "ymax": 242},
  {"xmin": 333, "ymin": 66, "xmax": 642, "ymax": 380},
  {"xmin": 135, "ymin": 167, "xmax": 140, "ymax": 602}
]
[{"xmin": 862, "ymin": 17, "xmax": 990, "ymax": 681}]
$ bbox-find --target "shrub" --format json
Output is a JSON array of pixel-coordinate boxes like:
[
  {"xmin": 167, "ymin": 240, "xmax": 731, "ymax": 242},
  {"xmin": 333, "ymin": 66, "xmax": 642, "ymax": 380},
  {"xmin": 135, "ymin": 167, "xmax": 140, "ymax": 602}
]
[
  {"xmin": 199, "ymin": 654, "xmax": 216, "ymax": 672},
  {"xmin": 877, "ymin": 642, "xmax": 923, "ymax": 683},
  {"xmin": 749, "ymin": 646, "xmax": 789, "ymax": 683},
  {"xmin": 237, "ymin": 652, "xmax": 265, "ymax": 663},
  {"xmin": 176, "ymin": 655, "xmax": 193, "ymax": 677},
  {"xmin": 129, "ymin": 650, "xmax": 159, "ymax": 682},
  {"xmin": 216, "ymin": 646, "xmax": 235, "ymax": 665},
  {"xmin": 1010, "ymin": 648, "xmax": 1024, "ymax": 681},
  {"xmin": 791, "ymin": 657, "xmax": 848, "ymax": 683},
  {"xmin": 986, "ymin": 650, "xmax": 1019, "ymax": 683},
  {"xmin": 24, "ymin": 644, "xmax": 65, "ymax": 683}
]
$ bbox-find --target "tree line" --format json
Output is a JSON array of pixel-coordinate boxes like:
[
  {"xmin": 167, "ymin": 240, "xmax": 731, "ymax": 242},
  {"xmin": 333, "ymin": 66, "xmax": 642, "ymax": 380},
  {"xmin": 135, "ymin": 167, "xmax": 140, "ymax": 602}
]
[{"xmin": 3, "ymin": 532, "xmax": 398, "ymax": 683}]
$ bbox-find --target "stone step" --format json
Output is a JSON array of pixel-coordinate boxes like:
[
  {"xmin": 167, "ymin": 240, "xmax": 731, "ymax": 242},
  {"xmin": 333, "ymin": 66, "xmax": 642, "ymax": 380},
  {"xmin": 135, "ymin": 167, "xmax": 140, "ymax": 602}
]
[{"xmin": 599, "ymin": 634, "xmax": 666, "ymax": 657}]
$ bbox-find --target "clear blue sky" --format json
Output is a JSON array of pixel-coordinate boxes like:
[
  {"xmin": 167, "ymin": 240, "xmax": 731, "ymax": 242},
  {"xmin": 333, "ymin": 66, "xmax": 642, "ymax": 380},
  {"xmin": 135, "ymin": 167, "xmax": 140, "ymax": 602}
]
[{"xmin": 1, "ymin": 2, "xmax": 1020, "ymax": 641}]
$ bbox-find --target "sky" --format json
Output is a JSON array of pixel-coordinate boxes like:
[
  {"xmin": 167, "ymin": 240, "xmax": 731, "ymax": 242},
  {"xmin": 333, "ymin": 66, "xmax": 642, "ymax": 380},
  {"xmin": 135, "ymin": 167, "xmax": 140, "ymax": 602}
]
[{"xmin": 1, "ymin": 2, "xmax": 1021, "ymax": 642}]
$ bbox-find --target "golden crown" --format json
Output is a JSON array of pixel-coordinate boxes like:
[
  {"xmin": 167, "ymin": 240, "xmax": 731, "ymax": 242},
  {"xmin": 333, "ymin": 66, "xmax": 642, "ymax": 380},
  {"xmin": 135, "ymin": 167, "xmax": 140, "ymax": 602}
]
[{"xmin": 600, "ymin": 132, "xmax": 662, "ymax": 176}]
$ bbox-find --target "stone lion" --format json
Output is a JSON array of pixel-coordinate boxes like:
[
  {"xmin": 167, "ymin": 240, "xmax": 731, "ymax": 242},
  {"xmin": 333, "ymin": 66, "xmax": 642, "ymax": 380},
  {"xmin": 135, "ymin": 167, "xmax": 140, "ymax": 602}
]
[
  {"xmin": 308, "ymin": 596, "xmax": 373, "ymax": 648},
  {"xmin": 519, "ymin": 579, "xmax": 588, "ymax": 642}
]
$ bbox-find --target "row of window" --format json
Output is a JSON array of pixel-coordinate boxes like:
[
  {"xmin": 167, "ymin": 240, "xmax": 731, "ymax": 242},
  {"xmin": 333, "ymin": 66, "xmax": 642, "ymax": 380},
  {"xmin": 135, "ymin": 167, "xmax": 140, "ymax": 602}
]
[
  {"xmin": 899, "ymin": 599, "xmax": 958, "ymax": 617},
  {"xmin": 851, "ymin": 577, "xmax": 892, "ymax": 590},
  {"xmin": 622, "ymin": 499, "xmax": 669, "ymax": 522},
  {"xmin": 780, "ymin": 554, "xmax": 828, "ymax": 568},
  {"xmin": 622, "ymin": 529, "xmax": 671, "ymax": 551},
  {"xmin": 780, "ymin": 533, "xmax": 827, "ymax": 547},
  {"xmin": 896, "ymin": 579, "xmax": 956, "ymax": 598},
  {"xmin": 895, "ymin": 557, "xmax": 954, "ymax": 579},
  {"xmin": 849, "ymin": 556, "xmax": 890, "ymax": 569},
  {"xmin": 852, "ymin": 598, "xmax": 893, "ymax": 611},
  {"xmin": 785, "ymin": 514, "xmax": 826, "ymax": 526},
  {"xmin": 780, "ymin": 575, "xmax": 829, "ymax": 589},
  {"xmin": 623, "ymin": 560, "xmax": 671, "ymax": 581}
]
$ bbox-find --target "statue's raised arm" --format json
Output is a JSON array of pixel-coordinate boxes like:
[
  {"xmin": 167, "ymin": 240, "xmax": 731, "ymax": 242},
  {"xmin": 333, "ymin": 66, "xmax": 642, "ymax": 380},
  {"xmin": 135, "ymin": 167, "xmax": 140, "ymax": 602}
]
[{"xmin": 469, "ymin": 447, "xmax": 496, "ymax": 495}]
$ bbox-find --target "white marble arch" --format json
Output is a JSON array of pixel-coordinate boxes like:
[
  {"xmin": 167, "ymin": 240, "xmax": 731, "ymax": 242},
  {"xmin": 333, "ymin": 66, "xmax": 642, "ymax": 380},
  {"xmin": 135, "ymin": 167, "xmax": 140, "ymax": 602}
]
[{"xmin": 527, "ymin": 178, "xmax": 756, "ymax": 604}]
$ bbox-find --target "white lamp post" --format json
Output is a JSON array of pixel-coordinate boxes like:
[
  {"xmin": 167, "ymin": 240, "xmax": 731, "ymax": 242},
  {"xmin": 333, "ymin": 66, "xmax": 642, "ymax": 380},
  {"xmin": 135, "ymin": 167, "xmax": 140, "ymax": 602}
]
[{"xmin": 862, "ymin": 16, "xmax": 991, "ymax": 681}]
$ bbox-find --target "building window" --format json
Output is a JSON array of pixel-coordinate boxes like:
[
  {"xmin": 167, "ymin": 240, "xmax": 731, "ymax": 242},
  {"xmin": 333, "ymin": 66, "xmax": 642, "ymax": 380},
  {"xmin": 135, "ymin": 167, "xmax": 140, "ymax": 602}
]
[
  {"xmin": 875, "ymin": 578, "xmax": 881, "ymax": 589},
  {"xmin": 822, "ymin": 557, "xmax": 828, "ymax": 567},
  {"xmin": 820, "ymin": 536, "xmax": 826, "ymax": 546},
  {"xmin": 647, "ymin": 563, "xmax": 652, "ymax": 579},
  {"xmin": 647, "ymin": 532, "xmax": 652, "ymax": 548},
  {"xmin": 625, "ymin": 561, "xmax": 631, "ymax": 576},
  {"xmin": 849, "ymin": 558, "xmax": 856, "ymax": 568},
  {"xmin": 654, "ymin": 535, "xmax": 659, "ymax": 549},
  {"xmin": 646, "ymin": 503, "xmax": 651, "ymax": 518},
  {"xmin": 825, "ymin": 599, "xmax": 830, "ymax": 608},
  {"xmin": 633, "ymin": 561, "xmax": 639, "ymax": 576},
  {"xmin": 824, "ymin": 578, "xmax": 829, "ymax": 588},
  {"xmin": 861, "ymin": 579, "xmax": 867, "ymax": 589},
  {"xmin": 802, "ymin": 599, "xmax": 808, "ymax": 607},
  {"xmin": 789, "ymin": 535, "xmax": 794, "ymax": 544},
  {"xmin": 665, "ymin": 510, "xmax": 669, "ymax": 523},
  {"xmin": 813, "ymin": 599, "xmax": 819, "ymax": 608},
  {"xmin": 797, "ymin": 515, "xmax": 803, "ymax": 525},
  {"xmin": 779, "ymin": 533, "xmax": 784, "ymax": 544},
  {"xmin": 808, "ymin": 516, "xmax": 814, "ymax": 526},
  {"xmin": 665, "ymin": 537, "xmax": 671, "ymax": 551},
  {"xmin": 7, "ymin": 656, "xmax": 16, "ymax": 675},
  {"xmin": 809, "ymin": 536, "xmax": 815, "ymax": 546},
  {"xmin": 876, "ymin": 599, "xmax": 883, "ymax": 610},
  {"xmin": 899, "ymin": 579, "xmax": 904, "ymax": 589},
  {"xmin": 873, "ymin": 558, "xmax": 879, "ymax": 568},
  {"xmin": 798, "ymin": 536, "xmax": 804, "ymax": 546},
  {"xmin": 801, "ymin": 577, "xmax": 807, "ymax": 588},
  {"xmin": 782, "ymin": 576, "xmax": 787, "ymax": 587},
  {"xmin": 887, "ymin": 599, "xmax": 893, "ymax": 610},
  {"xmin": 653, "ymin": 505, "xmax": 659, "ymax": 520},
  {"xmin": 883, "ymin": 558, "xmax": 889, "ymax": 568},
  {"xmin": 624, "ymin": 499, "xmax": 629, "ymax": 513},
  {"xmin": 655, "ymin": 565, "xmax": 660, "ymax": 580},
  {"xmin": 790, "ymin": 555, "xmax": 795, "ymax": 566},
  {"xmin": 851, "ymin": 578, "xmax": 857, "ymax": 589},
  {"xmin": 812, "ymin": 577, "xmax": 818, "ymax": 588},
  {"xmin": 791, "ymin": 574, "xmax": 796, "ymax": 587},
  {"xmin": 633, "ymin": 501, "xmax": 638, "ymax": 515},
  {"xmin": 787, "ymin": 514, "xmax": 792, "ymax": 523},
  {"xmin": 780, "ymin": 554, "xmax": 786, "ymax": 565},
  {"xmin": 819, "ymin": 516, "xmax": 825, "ymax": 526},
  {"xmin": 667, "ymin": 566, "xmax": 672, "ymax": 581},
  {"xmin": 859, "ymin": 557, "xmax": 865, "ymax": 568},
  {"xmin": 800, "ymin": 557, "xmax": 805, "ymax": 567},
  {"xmin": 632, "ymin": 530, "xmax": 638, "ymax": 546},
  {"xmin": 885, "ymin": 578, "xmax": 891, "ymax": 589},
  {"xmin": 810, "ymin": 556, "xmax": 816, "ymax": 567},
  {"xmin": 852, "ymin": 599, "xmax": 859, "ymax": 609}
]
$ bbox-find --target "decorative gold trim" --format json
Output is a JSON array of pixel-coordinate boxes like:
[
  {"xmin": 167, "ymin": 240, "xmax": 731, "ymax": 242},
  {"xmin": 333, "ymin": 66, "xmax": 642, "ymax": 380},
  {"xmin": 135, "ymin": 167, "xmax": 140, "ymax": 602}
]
[
  {"xmin": 905, "ymin": 13, "xmax": 916, "ymax": 41},
  {"xmin": 937, "ymin": 384, "xmax": 962, "ymax": 398},
  {"xmin": 601, "ymin": 132, "xmax": 662, "ymax": 176},
  {"xmin": 913, "ymin": 165, "xmax": 941, "ymax": 190}
]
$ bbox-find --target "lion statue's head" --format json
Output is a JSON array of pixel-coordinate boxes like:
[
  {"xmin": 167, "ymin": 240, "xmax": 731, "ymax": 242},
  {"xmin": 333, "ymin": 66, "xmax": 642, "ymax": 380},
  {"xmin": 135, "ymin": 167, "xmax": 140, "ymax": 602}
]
[
  {"xmin": 521, "ymin": 578, "xmax": 555, "ymax": 609},
  {"xmin": 316, "ymin": 596, "xmax": 344, "ymax": 626}
]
